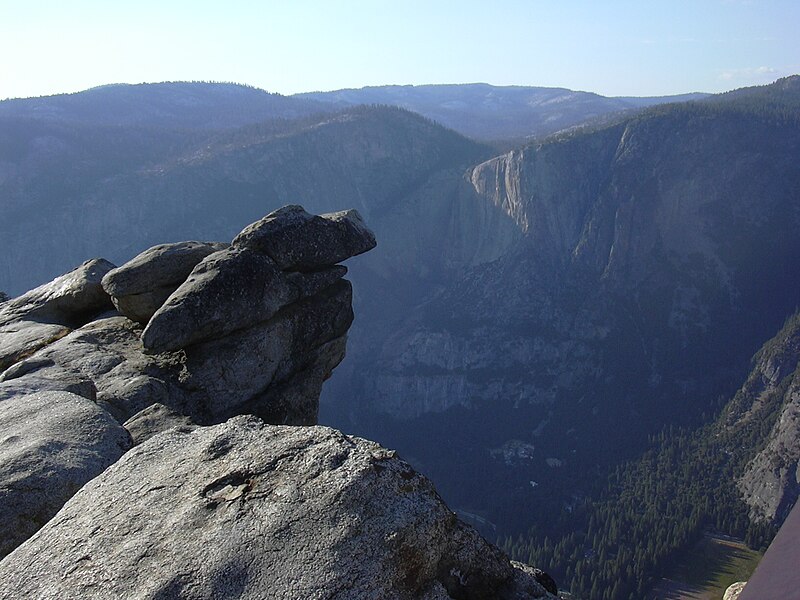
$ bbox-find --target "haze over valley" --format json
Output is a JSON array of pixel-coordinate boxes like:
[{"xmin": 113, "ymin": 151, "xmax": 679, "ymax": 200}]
[
  {"xmin": 2, "ymin": 2, "xmax": 800, "ymax": 597},
  {"xmin": 2, "ymin": 73, "xmax": 800, "ymax": 598}
]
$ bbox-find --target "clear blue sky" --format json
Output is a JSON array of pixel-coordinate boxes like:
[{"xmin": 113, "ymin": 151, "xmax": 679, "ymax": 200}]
[{"xmin": 1, "ymin": 0, "xmax": 797, "ymax": 100}]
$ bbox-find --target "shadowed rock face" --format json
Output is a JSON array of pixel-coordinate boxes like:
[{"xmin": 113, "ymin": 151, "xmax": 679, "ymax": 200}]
[
  {"xmin": 180, "ymin": 279, "xmax": 354, "ymax": 424},
  {"xmin": 0, "ymin": 417, "xmax": 554, "ymax": 600}
]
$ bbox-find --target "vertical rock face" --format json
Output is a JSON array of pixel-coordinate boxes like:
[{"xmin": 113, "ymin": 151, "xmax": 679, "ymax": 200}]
[
  {"xmin": 336, "ymin": 98, "xmax": 800, "ymax": 539},
  {"xmin": 728, "ymin": 313, "xmax": 800, "ymax": 525},
  {"xmin": 179, "ymin": 280, "xmax": 353, "ymax": 424}
]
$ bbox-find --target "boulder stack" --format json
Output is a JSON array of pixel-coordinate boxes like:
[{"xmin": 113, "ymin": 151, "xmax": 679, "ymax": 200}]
[
  {"xmin": 100, "ymin": 241, "xmax": 228, "ymax": 324},
  {"xmin": 0, "ymin": 205, "xmax": 375, "ymax": 556},
  {"xmin": 1, "ymin": 205, "xmax": 375, "ymax": 432}
]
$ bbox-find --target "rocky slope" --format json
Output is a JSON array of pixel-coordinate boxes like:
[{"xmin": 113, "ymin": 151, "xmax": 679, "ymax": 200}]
[
  {"xmin": 719, "ymin": 311, "xmax": 800, "ymax": 525},
  {"xmin": 0, "ymin": 206, "xmax": 556, "ymax": 599},
  {"xmin": 0, "ymin": 417, "xmax": 555, "ymax": 600}
]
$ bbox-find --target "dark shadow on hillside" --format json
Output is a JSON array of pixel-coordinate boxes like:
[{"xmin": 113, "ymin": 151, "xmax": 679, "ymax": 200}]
[{"xmin": 648, "ymin": 534, "xmax": 761, "ymax": 600}]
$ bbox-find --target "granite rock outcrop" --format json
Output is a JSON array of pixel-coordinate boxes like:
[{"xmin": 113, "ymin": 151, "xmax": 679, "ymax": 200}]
[
  {"xmin": 1, "ymin": 205, "xmax": 373, "ymax": 431},
  {"xmin": 0, "ymin": 258, "xmax": 115, "ymax": 371},
  {"xmin": 0, "ymin": 417, "xmax": 554, "ymax": 599},
  {"xmin": 0, "ymin": 390, "xmax": 131, "ymax": 559},
  {"xmin": 724, "ymin": 581, "xmax": 747, "ymax": 600},
  {"xmin": 101, "ymin": 240, "xmax": 228, "ymax": 324},
  {"xmin": 231, "ymin": 205, "xmax": 377, "ymax": 271},
  {"xmin": 0, "ymin": 205, "xmax": 374, "ymax": 556},
  {"xmin": 0, "ymin": 205, "xmax": 555, "ymax": 598}
]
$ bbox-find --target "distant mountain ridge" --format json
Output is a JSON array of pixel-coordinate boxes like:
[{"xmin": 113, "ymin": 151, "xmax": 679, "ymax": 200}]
[
  {"xmin": 296, "ymin": 82, "xmax": 709, "ymax": 140},
  {"xmin": 0, "ymin": 80, "xmax": 708, "ymax": 142},
  {"xmin": 0, "ymin": 81, "xmax": 330, "ymax": 130}
]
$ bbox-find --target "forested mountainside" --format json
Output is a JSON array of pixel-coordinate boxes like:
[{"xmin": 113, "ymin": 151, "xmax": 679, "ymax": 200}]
[
  {"xmin": 2, "ymin": 76, "xmax": 799, "ymax": 600},
  {"xmin": 296, "ymin": 83, "xmax": 708, "ymax": 141},
  {"xmin": 0, "ymin": 104, "xmax": 494, "ymax": 295},
  {"xmin": 503, "ymin": 310, "xmax": 800, "ymax": 599},
  {"xmin": 0, "ymin": 82, "xmax": 329, "ymax": 129},
  {"xmin": 0, "ymin": 80, "xmax": 694, "ymax": 147}
]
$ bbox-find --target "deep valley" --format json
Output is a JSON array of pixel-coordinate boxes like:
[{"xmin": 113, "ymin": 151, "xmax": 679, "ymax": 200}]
[{"xmin": 2, "ymin": 77, "xmax": 800, "ymax": 599}]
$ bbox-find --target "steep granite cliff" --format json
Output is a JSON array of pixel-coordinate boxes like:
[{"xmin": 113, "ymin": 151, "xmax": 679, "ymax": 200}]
[
  {"xmin": 340, "ymin": 78, "xmax": 800, "ymax": 529},
  {"xmin": 722, "ymin": 312, "xmax": 800, "ymax": 525}
]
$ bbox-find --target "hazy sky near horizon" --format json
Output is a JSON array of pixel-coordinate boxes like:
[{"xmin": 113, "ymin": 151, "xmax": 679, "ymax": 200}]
[{"xmin": 1, "ymin": 0, "xmax": 798, "ymax": 100}]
